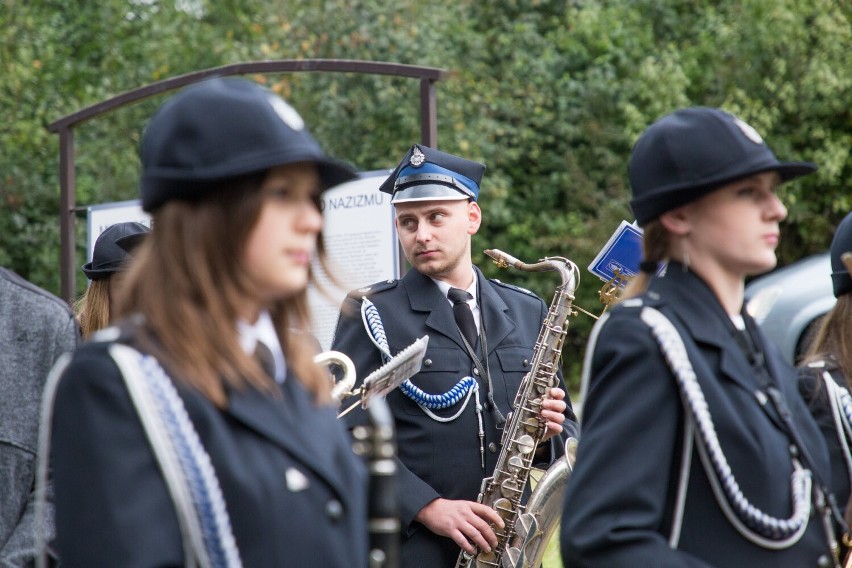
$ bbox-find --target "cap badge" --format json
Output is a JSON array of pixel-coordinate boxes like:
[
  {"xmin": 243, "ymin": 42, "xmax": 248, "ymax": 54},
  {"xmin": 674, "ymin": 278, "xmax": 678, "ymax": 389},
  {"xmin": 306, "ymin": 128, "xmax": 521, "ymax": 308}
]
[
  {"xmin": 733, "ymin": 117, "xmax": 764, "ymax": 145},
  {"xmin": 266, "ymin": 94, "xmax": 305, "ymax": 131},
  {"xmin": 409, "ymin": 147, "xmax": 426, "ymax": 167}
]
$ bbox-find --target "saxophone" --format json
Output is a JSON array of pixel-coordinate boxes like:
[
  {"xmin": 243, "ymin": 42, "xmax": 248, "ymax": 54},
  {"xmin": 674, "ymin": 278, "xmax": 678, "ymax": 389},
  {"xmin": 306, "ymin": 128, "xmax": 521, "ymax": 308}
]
[{"xmin": 456, "ymin": 248, "xmax": 580, "ymax": 568}]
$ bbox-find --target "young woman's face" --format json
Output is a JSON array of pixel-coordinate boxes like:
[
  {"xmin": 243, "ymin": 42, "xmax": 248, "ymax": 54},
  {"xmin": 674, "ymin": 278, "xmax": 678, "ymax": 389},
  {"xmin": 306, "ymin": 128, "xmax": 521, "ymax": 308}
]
[
  {"xmin": 679, "ymin": 171, "xmax": 787, "ymax": 279},
  {"xmin": 243, "ymin": 163, "xmax": 323, "ymax": 304}
]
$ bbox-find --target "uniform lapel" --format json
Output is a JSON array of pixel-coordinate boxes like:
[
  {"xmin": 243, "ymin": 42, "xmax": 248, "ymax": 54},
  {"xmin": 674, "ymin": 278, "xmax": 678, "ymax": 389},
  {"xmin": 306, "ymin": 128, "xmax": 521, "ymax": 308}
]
[
  {"xmin": 476, "ymin": 267, "xmax": 513, "ymax": 352},
  {"xmin": 403, "ymin": 267, "xmax": 516, "ymax": 353},
  {"xmin": 654, "ymin": 268, "xmax": 795, "ymax": 435},
  {"xmin": 404, "ymin": 268, "xmax": 467, "ymax": 349},
  {"xmin": 225, "ymin": 378, "xmax": 349, "ymax": 498},
  {"xmin": 653, "ymin": 269, "xmax": 758, "ymax": 393}
]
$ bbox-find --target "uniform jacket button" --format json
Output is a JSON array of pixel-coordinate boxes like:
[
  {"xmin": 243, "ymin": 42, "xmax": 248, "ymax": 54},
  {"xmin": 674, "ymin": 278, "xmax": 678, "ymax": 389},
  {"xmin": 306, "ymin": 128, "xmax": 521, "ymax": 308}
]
[
  {"xmin": 488, "ymin": 442, "xmax": 497, "ymax": 453},
  {"xmin": 816, "ymin": 555, "xmax": 831, "ymax": 567},
  {"xmin": 325, "ymin": 499, "xmax": 344, "ymax": 521},
  {"xmin": 423, "ymin": 359, "xmax": 432, "ymax": 367},
  {"xmin": 473, "ymin": 367, "xmax": 480, "ymax": 375},
  {"xmin": 522, "ymin": 359, "xmax": 529, "ymax": 367}
]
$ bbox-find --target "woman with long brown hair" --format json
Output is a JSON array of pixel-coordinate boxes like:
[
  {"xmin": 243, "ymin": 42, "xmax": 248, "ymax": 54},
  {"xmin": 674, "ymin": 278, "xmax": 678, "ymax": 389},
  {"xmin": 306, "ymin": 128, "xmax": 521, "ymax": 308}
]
[
  {"xmin": 49, "ymin": 78, "xmax": 368, "ymax": 567},
  {"xmin": 561, "ymin": 107, "xmax": 845, "ymax": 567},
  {"xmin": 75, "ymin": 221, "xmax": 149, "ymax": 338},
  {"xmin": 798, "ymin": 211, "xmax": 852, "ymax": 528}
]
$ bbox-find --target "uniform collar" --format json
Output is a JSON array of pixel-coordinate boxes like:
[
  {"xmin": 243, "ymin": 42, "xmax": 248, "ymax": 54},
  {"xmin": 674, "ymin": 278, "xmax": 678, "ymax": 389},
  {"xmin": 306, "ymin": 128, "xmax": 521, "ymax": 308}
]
[
  {"xmin": 648, "ymin": 266, "xmax": 776, "ymax": 391},
  {"xmin": 403, "ymin": 266, "xmax": 513, "ymax": 351},
  {"xmin": 429, "ymin": 269, "xmax": 478, "ymax": 307},
  {"xmin": 237, "ymin": 310, "xmax": 286, "ymax": 383}
]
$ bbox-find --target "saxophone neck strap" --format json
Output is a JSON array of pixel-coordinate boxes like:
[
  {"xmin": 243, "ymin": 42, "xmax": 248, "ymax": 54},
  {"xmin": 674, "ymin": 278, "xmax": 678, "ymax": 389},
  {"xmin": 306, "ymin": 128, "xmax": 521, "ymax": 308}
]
[{"xmin": 457, "ymin": 315, "xmax": 505, "ymax": 427}]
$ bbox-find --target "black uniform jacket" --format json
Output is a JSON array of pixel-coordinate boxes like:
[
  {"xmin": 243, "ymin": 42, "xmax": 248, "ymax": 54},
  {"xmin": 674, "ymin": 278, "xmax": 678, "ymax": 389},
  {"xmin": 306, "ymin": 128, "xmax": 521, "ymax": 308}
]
[
  {"xmin": 799, "ymin": 360, "xmax": 852, "ymax": 516},
  {"xmin": 332, "ymin": 266, "xmax": 578, "ymax": 567},
  {"xmin": 51, "ymin": 325, "xmax": 368, "ymax": 568},
  {"xmin": 561, "ymin": 267, "xmax": 837, "ymax": 568}
]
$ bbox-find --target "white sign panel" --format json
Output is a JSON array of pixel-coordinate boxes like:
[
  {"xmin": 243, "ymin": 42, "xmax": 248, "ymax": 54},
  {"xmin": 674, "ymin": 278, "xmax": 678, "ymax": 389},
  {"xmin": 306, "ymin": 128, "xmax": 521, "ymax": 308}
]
[
  {"xmin": 308, "ymin": 171, "xmax": 399, "ymax": 350},
  {"xmin": 86, "ymin": 200, "xmax": 152, "ymax": 261}
]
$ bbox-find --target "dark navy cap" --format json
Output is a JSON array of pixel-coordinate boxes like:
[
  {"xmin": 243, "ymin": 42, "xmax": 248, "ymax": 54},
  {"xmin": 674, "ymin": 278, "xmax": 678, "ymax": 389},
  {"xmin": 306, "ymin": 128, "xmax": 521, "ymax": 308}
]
[
  {"xmin": 830, "ymin": 212, "xmax": 852, "ymax": 298},
  {"xmin": 378, "ymin": 145, "xmax": 485, "ymax": 203},
  {"xmin": 82, "ymin": 222, "xmax": 150, "ymax": 280},
  {"xmin": 628, "ymin": 107, "xmax": 816, "ymax": 226},
  {"xmin": 140, "ymin": 77, "xmax": 357, "ymax": 212},
  {"xmin": 115, "ymin": 230, "xmax": 148, "ymax": 254}
]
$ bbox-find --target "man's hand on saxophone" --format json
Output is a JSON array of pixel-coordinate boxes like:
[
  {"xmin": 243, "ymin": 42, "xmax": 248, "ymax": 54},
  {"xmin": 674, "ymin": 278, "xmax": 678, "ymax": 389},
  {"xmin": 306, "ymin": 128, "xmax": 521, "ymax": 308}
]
[
  {"xmin": 414, "ymin": 498, "xmax": 505, "ymax": 556},
  {"xmin": 540, "ymin": 386, "xmax": 568, "ymax": 442}
]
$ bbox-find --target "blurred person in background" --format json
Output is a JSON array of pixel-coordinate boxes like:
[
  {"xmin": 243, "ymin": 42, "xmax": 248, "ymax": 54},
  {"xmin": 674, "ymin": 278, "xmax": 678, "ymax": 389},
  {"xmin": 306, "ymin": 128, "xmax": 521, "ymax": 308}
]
[
  {"xmin": 75, "ymin": 221, "xmax": 149, "ymax": 338},
  {"xmin": 49, "ymin": 78, "xmax": 368, "ymax": 567},
  {"xmin": 798, "ymin": 211, "xmax": 852, "ymax": 540},
  {"xmin": 1, "ymin": 266, "xmax": 78, "ymax": 566}
]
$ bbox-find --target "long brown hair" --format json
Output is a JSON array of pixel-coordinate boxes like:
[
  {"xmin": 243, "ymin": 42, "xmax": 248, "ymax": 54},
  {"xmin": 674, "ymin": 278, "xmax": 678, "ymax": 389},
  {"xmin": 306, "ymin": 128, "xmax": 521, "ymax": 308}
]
[
  {"xmin": 115, "ymin": 173, "xmax": 331, "ymax": 407},
  {"xmin": 802, "ymin": 295, "xmax": 852, "ymax": 384},
  {"xmin": 74, "ymin": 279, "xmax": 111, "ymax": 338},
  {"xmin": 622, "ymin": 220, "xmax": 672, "ymax": 300}
]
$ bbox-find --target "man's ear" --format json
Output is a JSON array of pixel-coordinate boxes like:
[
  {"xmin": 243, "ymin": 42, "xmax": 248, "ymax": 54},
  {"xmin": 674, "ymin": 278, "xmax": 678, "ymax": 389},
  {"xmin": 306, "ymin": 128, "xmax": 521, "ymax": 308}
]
[
  {"xmin": 659, "ymin": 206, "xmax": 692, "ymax": 237},
  {"xmin": 468, "ymin": 201, "xmax": 482, "ymax": 235}
]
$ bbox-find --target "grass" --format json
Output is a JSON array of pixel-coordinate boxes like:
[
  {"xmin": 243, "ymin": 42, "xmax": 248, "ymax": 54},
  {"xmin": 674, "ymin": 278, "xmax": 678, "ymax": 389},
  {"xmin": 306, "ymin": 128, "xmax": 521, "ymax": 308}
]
[{"xmin": 543, "ymin": 530, "xmax": 563, "ymax": 567}]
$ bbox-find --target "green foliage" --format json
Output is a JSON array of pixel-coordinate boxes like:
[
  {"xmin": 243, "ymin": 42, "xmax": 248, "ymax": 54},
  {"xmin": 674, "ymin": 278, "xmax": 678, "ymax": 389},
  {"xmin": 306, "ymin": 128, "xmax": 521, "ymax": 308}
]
[{"xmin": 1, "ymin": 0, "xmax": 850, "ymax": 395}]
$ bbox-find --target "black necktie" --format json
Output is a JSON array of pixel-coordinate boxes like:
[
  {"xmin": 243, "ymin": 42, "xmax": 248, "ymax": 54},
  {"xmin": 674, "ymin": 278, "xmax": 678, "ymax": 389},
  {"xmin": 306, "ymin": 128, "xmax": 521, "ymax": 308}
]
[
  {"xmin": 254, "ymin": 341, "xmax": 277, "ymax": 380},
  {"xmin": 448, "ymin": 287, "xmax": 478, "ymax": 346}
]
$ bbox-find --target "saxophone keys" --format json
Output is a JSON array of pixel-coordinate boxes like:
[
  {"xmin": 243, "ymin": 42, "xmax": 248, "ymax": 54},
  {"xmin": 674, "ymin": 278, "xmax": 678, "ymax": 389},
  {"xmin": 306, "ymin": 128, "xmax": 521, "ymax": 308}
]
[
  {"xmin": 499, "ymin": 478, "xmax": 522, "ymax": 500},
  {"xmin": 474, "ymin": 550, "xmax": 499, "ymax": 567},
  {"xmin": 515, "ymin": 434, "xmax": 535, "ymax": 454},
  {"xmin": 521, "ymin": 416, "xmax": 539, "ymax": 433},
  {"xmin": 513, "ymin": 512, "xmax": 538, "ymax": 541},
  {"xmin": 501, "ymin": 546, "xmax": 524, "ymax": 568},
  {"xmin": 507, "ymin": 455, "xmax": 524, "ymax": 474},
  {"xmin": 493, "ymin": 497, "xmax": 515, "ymax": 516}
]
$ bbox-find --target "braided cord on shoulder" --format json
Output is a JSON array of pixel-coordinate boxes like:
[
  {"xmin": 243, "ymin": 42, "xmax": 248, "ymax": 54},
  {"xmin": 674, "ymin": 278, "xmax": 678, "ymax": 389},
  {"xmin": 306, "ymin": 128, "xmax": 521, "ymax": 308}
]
[
  {"xmin": 640, "ymin": 307, "xmax": 811, "ymax": 548},
  {"xmin": 139, "ymin": 355, "xmax": 243, "ymax": 568},
  {"xmin": 821, "ymin": 372, "xmax": 852, "ymax": 489},
  {"xmin": 361, "ymin": 297, "xmax": 477, "ymax": 413}
]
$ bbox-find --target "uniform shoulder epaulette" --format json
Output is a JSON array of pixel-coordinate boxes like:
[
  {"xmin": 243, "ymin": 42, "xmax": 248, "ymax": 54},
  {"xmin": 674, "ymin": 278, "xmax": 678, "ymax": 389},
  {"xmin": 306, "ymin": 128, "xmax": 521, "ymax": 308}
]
[
  {"xmin": 490, "ymin": 278, "xmax": 536, "ymax": 297},
  {"xmin": 805, "ymin": 357, "xmax": 841, "ymax": 372},
  {"xmin": 619, "ymin": 298, "xmax": 645, "ymax": 309},
  {"xmin": 90, "ymin": 325, "xmax": 122, "ymax": 343},
  {"xmin": 346, "ymin": 278, "xmax": 398, "ymax": 300}
]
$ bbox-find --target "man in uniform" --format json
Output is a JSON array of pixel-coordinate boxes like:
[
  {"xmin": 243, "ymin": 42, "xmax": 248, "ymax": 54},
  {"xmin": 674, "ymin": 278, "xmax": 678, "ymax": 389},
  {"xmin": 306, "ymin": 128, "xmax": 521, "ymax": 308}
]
[{"xmin": 331, "ymin": 145, "xmax": 578, "ymax": 566}]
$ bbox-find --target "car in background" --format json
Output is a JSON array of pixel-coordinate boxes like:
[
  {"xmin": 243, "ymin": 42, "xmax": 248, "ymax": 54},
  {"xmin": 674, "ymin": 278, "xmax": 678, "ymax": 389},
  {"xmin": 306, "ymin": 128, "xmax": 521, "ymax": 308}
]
[{"xmin": 745, "ymin": 252, "xmax": 834, "ymax": 365}]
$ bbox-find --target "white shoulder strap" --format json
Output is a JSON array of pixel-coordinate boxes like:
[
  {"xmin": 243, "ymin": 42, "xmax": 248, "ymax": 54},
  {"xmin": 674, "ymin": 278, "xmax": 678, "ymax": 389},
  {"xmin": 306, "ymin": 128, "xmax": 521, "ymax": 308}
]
[
  {"xmin": 36, "ymin": 344, "xmax": 244, "ymax": 568},
  {"xmin": 109, "ymin": 344, "xmax": 206, "ymax": 568}
]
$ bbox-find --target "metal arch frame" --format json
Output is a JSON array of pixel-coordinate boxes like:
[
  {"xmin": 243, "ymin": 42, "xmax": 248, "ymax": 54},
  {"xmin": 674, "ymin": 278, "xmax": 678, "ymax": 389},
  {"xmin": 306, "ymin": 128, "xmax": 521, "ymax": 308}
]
[{"xmin": 49, "ymin": 59, "xmax": 448, "ymax": 304}]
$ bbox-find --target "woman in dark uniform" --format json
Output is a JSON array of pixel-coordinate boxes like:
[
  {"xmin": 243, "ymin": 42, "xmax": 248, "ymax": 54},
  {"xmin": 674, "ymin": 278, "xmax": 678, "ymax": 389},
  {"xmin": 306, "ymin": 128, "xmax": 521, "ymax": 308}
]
[
  {"xmin": 50, "ymin": 78, "xmax": 368, "ymax": 567},
  {"xmin": 561, "ymin": 107, "xmax": 845, "ymax": 567},
  {"xmin": 75, "ymin": 221, "xmax": 149, "ymax": 338},
  {"xmin": 798, "ymin": 211, "xmax": 852, "ymax": 531}
]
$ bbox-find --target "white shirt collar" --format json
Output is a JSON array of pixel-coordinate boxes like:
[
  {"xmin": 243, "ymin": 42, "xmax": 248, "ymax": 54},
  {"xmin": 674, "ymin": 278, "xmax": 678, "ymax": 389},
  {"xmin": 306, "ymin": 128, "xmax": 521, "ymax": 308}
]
[
  {"xmin": 237, "ymin": 310, "xmax": 287, "ymax": 384},
  {"xmin": 431, "ymin": 270, "xmax": 481, "ymax": 333},
  {"xmin": 729, "ymin": 313, "xmax": 746, "ymax": 331}
]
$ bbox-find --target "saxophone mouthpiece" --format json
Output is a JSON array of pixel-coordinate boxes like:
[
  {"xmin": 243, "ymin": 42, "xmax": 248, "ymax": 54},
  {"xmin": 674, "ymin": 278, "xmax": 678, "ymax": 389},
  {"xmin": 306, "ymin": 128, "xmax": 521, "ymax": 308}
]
[{"xmin": 484, "ymin": 248, "xmax": 513, "ymax": 269}]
